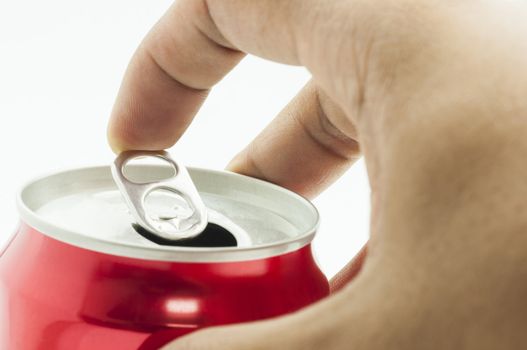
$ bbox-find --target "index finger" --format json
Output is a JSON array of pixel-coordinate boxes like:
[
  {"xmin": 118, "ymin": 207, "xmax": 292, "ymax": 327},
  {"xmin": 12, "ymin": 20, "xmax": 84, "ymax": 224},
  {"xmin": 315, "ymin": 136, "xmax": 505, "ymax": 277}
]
[{"xmin": 107, "ymin": 0, "xmax": 313, "ymax": 152}]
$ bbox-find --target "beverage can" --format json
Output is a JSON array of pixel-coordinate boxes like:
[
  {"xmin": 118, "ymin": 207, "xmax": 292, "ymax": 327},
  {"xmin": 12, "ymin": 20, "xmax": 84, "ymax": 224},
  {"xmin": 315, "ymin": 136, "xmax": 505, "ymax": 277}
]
[{"xmin": 0, "ymin": 163, "xmax": 329, "ymax": 349}]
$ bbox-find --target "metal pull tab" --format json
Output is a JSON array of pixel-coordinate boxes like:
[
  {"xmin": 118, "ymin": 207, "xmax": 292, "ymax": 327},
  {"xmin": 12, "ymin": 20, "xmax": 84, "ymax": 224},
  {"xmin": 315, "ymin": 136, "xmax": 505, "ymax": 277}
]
[{"xmin": 111, "ymin": 150, "xmax": 208, "ymax": 241}]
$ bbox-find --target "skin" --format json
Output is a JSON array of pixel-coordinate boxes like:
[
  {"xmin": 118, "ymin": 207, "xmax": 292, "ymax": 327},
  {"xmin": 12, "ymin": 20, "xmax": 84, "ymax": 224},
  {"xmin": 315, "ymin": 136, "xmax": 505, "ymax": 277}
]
[{"xmin": 107, "ymin": 0, "xmax": 527, "ymax": 349}]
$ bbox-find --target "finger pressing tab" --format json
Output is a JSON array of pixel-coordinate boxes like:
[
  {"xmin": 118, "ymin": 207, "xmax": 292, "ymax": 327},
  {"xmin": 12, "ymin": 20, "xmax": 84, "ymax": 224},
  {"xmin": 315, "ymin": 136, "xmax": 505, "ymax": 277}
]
[
  {"xmin": 108, "ymin": 0, "xmax": 245, "ymax": 152},
  {"xmin": 228, "ymin": 81, "xmax": 361, "ymax": 199}
]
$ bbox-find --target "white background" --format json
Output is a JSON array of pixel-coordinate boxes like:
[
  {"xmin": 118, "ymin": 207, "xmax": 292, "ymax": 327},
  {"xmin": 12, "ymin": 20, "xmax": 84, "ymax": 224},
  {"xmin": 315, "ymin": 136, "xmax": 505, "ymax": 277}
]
[{"xmin": 0, "ymin": 0, "xmax": 369, "ymax": 278}]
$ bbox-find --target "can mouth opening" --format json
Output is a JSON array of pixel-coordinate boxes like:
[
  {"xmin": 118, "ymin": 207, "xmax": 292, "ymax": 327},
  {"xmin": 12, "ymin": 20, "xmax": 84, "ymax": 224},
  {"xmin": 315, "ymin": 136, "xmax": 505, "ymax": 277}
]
[{"xmin": 132, "ymin": 223, "xmax": 237, "ymax": 248}]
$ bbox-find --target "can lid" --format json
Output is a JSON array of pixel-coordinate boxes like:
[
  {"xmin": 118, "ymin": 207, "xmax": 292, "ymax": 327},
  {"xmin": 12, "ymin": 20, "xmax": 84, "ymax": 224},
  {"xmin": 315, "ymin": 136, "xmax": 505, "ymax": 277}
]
[{"xmin": 17, "ymin": 165, "xmax": 319, "ymax": 262}]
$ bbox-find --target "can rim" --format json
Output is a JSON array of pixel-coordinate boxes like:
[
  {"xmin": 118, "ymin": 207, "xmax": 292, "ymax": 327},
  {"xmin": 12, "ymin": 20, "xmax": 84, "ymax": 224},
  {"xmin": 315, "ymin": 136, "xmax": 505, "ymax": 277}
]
[{"xmin": 16, "ymin": 165, "xmax": 320, "ymax": 263}]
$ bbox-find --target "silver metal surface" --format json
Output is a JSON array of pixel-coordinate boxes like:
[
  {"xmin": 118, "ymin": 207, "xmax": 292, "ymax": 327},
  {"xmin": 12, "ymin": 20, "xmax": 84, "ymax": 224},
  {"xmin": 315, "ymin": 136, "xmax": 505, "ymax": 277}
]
[
  {"xmin": 111, "ymin": 150, "xmax": 208, "ymax": 241},
  {"xmin": 17, "ymin": 165, "xmax": 320, "ymax": 262}
]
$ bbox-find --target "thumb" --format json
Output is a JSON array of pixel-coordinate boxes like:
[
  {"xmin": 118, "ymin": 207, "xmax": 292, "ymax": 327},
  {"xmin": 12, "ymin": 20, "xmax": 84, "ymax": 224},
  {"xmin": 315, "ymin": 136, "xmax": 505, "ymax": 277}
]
[
  {"xmin": 160, "ymin": 325, "xmax": 263, "ymax": 350},
  {"xmin": 160, "ymin": 318, "xmax": 302, "ymax": 350}
]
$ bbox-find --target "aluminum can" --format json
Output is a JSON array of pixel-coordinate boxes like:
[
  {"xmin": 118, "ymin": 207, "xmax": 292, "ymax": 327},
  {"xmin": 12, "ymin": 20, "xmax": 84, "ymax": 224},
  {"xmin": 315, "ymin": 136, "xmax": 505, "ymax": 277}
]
[{"xmin": 0, "ymin": 165, "xmax": 329, "ymax": 350}]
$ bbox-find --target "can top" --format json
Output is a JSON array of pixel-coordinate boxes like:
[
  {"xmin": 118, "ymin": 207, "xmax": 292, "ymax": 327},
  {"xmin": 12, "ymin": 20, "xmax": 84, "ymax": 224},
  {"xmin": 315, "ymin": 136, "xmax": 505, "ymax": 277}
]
[{"xmin": 17, "ymin": 165, "xmax": 319, "ymax": 262}]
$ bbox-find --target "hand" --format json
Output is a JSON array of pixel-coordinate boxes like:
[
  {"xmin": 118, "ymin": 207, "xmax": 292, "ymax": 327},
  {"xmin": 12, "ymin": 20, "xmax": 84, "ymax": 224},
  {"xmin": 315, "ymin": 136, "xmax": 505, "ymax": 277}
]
[{"xmin": 108, "ymin": 1, "xmax": 527, "ymax": 349}]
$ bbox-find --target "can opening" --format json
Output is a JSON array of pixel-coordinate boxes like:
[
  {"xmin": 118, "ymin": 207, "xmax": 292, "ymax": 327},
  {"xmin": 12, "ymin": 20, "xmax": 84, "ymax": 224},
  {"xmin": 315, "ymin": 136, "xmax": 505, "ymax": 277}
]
[{"xmin": 132, "ymin": 223, "xmax": 238, "ymax": 247}]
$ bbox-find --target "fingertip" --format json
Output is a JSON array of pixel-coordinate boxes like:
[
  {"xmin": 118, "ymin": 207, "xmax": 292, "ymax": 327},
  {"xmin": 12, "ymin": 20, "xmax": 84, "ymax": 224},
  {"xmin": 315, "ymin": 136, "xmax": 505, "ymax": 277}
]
[
  {"xmin": 226, "ymin": 151, "xmax": 271, "ymax": 183},
  {"xmin": 106, "ymin": 120, "xmax": 127, "ymax": 154},
  {"xmin": 107, "ymin": 112, "xmax": 178, "ymax": 154},
  {"xmin": 225, "ymin": 153, "xmax": 246, "ymax": 174},
  {"xmin": 108, "ymin": 139, "xmax": 124, "ymax": 155},
  {"xmin": 107, "ymin": 135, "xmax": 172, "ymax": 154}
]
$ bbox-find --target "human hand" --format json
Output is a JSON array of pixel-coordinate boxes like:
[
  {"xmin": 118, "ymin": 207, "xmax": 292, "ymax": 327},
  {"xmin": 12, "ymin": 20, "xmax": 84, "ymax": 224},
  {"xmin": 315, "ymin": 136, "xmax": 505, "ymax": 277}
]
[{"xmin": 108, "ymin": 1, "xmax": 527, "ymax": 349}]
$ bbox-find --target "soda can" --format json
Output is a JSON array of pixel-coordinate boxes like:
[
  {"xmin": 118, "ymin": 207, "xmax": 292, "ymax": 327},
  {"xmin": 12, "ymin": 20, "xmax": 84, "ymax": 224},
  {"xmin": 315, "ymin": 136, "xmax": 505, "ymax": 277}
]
[{"xmin": 0, "ymin": 162, "xmax": 329, "ymax": 350}]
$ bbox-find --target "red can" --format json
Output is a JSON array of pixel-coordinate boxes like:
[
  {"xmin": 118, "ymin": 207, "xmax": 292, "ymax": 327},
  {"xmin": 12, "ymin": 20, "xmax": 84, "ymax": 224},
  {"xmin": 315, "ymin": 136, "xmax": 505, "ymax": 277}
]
[{"xmin": 0, "ymin": 165, "xmax": 328, "ymax": 350}]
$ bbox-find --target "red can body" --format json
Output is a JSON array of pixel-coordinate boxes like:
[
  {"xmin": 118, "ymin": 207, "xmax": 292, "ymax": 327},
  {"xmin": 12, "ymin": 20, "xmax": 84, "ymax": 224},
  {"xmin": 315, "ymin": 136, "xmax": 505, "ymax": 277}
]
[
  {"xmin": 0, "ymin": 165, "xmax": 328, "ymax": 349},
  {"xmin": 0, "ymin": 224, "xmax": 328, "ymax": 349}
]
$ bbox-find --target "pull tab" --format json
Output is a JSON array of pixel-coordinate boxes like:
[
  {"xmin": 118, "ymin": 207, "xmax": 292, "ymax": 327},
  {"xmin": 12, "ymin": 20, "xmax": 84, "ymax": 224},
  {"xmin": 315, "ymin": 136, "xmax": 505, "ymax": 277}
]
[{"xmin": 111, "ymin": 150, "xmax": 208, "ymax": 241}]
